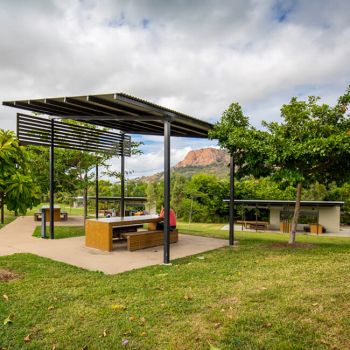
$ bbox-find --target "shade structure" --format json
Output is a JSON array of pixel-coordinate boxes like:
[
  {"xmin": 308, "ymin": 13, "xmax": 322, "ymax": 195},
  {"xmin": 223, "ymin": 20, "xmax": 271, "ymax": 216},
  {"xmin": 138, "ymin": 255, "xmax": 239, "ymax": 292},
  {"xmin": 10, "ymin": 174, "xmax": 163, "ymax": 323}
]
[
  {"xmin": 4, "ymin": 93, "xmax": 212, "ymax": 138},
  {"xmin": 16, "ymin": 113, "xmax": 131, "ymax": 155},
  {"xmin": 3, "ymin": 92, "xmax": 214, "ymax": 264}
]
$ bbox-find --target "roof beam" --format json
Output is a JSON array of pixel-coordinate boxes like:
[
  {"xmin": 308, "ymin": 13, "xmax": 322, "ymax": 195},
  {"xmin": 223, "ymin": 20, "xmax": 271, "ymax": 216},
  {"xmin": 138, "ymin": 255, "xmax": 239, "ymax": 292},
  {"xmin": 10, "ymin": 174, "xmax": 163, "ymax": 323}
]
[
  {"xmin": 57, "ymin": 114, "xmax": 168, "ymax": 121},
  {"xmin": 87, "ymin": 95, "xmax": 154, "ymax": 117}
]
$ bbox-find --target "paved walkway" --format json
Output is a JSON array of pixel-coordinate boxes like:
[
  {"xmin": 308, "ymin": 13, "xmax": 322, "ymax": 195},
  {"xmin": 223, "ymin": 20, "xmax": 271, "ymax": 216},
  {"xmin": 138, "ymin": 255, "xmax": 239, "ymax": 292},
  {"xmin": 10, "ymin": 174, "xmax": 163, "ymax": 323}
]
[{"xmin": 0, "ymin": 216, "xmax": 226, "ymax": 274}]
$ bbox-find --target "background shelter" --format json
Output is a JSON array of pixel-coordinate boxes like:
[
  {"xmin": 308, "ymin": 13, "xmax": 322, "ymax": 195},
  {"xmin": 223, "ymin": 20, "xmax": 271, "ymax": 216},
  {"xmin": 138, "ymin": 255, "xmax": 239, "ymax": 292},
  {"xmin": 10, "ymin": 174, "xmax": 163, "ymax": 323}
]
[
  {"xmin": 225, "ymin": 199, "xmax": 344, "ymax": 233},
  {"xmin": 12, "ymin": 113, "xmax": 131, "ymax": 239},
  {"xmin": 72, "ymin": 196, "xmax": 148, "ymax": 214},
  {"xmin": 3, "ymin": 93, "xmax": 219, "ymax": 263}
]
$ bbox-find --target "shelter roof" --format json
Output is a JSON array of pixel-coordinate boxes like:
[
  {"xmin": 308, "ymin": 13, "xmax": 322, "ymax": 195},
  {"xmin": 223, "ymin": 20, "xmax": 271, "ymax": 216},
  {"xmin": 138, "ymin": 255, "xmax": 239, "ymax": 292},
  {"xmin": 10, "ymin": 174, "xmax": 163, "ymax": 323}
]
[
  {"xmin": 224, "ymin": 199, "xmax": 344, "ymax": 207},
  {"xmin": 3, "ymin": 93, "xmax": 213, "ymax": 138}
]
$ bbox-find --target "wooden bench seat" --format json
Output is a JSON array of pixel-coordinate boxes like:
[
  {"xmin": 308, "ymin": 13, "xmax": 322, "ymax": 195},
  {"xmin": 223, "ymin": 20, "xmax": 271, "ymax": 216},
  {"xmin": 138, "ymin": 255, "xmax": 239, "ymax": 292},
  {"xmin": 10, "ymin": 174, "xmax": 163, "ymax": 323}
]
[
  {"xmin": 122, "ymin": 230, "xmax": 178, "ymax": 251},
  {"xmin": 247, "ymin": 223, "xmax": 268, "ymax": 230},
  {"xmin": 61, "ymin": 211, "xmax": 68, "ymax": 221},
  {"xmin": 112, "ymin": 224, "xmax": 143, "ymax": 239},
  {"xmin": 34, "ymin": 211, "xmax": 68, "ymax": 221},
  {"xmin": 34, "ymin": 212, "xmax": 41, "ymax": 221}
]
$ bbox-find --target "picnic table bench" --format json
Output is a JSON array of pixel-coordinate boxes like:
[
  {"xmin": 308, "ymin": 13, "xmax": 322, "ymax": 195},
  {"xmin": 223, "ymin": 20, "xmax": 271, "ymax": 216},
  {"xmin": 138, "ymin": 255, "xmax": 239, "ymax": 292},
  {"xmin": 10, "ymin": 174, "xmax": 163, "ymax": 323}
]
[
  {"xmin": 122, "ymin": 229, "xmax": 178, "ymax": 251},
  {"xmin": 237, "ymin": 220, "xmax": 269, "ymax": 230},
  {"xmin": 86, "ymin": 215, "xmax": 176, "ymax": 252},
  {"xmin": 34, "ymin": 206, "xmax": 68, "ymax": 222}
]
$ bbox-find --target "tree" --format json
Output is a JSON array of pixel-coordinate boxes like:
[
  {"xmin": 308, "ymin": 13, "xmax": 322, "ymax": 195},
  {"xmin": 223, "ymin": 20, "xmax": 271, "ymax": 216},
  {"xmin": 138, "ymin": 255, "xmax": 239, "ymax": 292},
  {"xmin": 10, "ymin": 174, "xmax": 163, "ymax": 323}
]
[
  {"xmin": 210, "ymin": 86, "xmax": 350, "ymax": 243},
  {"xmin": 146, "ymin": 181, "xmax": 157, "ymax": 212},
  {"xmin": 26, "ymin": 126, "xmax": 143, "ymax": 218},
  {"xmin": 0, "ymin": 130, "xmax": 40, "ymax": 221},
  {"xmin": 171, "ymin": 173, "xmax": 186, "ymax": 215},
  {"xmin": 262, "ymin": 87, "xmax": 350, "ymax": 243},
  {"xmin": 209, "ymin": 103, "xmax": 270, "ymax": 179}
]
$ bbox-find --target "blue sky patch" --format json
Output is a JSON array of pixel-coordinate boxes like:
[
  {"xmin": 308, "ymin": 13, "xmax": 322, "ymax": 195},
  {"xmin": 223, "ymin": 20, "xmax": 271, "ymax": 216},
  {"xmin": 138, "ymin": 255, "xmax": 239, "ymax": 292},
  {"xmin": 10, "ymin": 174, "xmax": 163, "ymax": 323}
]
[{"xmin": 273, "ymin": 0, "xmax": 296, "ymax": 23}]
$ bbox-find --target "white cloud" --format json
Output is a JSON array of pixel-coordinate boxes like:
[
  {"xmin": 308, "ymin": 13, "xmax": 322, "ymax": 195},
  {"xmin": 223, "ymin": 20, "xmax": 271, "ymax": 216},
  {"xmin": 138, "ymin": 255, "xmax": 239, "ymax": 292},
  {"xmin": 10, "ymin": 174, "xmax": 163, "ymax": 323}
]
[{"xmin": 0, "ymin": 0, "xmax": 349, "ymax": 175}]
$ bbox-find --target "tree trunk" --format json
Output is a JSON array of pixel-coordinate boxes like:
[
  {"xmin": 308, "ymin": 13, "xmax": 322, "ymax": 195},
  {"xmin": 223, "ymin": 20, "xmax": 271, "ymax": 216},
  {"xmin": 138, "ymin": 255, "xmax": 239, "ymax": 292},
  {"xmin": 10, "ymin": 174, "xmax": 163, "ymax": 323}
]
[
  {"xmin": 0, "ymin": 192, "xmax": 4, "ymax": 225},
  {"xmin": 289, "ymin": 182, "xmax": 302, "ymax": 244}
]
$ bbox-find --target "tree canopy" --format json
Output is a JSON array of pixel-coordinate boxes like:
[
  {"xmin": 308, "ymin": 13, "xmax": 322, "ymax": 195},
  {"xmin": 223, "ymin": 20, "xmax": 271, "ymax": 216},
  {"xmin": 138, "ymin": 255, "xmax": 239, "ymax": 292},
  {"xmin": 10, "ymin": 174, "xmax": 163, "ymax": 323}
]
[
  {"xmin": 0, "ymin": 130, "xmax": 40, "ymax": 220},
  {"xmin": 210, "ymin": 85, "xmax": 350, "ymax": 243}
]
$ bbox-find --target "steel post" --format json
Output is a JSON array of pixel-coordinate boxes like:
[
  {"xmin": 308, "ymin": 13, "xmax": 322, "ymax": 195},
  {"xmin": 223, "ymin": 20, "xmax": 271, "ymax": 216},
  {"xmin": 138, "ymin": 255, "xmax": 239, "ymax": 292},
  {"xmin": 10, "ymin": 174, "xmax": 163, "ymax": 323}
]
[
  {"xmin": 120, "ymin": 134, "xmax": 125, "ymax": 218},
  {"xmin": 95, "ymin": 164, "xmax": 99, "ymax": 219},
  {"xmin": 229, "ymin": 155, "xmax": 235, "ymax": 245},
  {"xmin": 41, "ymin": 208, "xmax": 47, "ymax": 238},
  {"xmin": 49, "ymin": 119, "xmax": 55, "ymax": 239},
  {"xmin": 163, "ymin": 120, "xmax": 171, "ymax": 263}
]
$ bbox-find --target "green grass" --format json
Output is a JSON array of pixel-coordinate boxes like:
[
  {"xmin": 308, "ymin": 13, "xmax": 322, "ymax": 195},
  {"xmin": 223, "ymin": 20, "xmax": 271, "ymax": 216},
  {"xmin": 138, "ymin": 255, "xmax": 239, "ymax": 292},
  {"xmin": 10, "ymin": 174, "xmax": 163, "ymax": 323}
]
[
  {"xmin": 0, "ymin": 215, "xmax": 16, "ymax": 229},
  {"xmin": 32, "ymin": 226, "xmax": 85, "ymax": 239},
  {"xmin": 1, "ymin": 226, "xmax": 350, "ymax": 349},
  {"xmin": 4, "ymin": 203, "xmax": 87, "ymax": 217}
]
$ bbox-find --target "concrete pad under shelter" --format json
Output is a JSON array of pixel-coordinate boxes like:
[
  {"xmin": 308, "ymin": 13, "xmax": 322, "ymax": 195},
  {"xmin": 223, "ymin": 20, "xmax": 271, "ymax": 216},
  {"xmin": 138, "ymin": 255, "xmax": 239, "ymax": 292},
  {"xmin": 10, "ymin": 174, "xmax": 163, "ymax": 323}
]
[{"xmin": 0, "ymin": 216, "xmax": 226, "ymax": 274}]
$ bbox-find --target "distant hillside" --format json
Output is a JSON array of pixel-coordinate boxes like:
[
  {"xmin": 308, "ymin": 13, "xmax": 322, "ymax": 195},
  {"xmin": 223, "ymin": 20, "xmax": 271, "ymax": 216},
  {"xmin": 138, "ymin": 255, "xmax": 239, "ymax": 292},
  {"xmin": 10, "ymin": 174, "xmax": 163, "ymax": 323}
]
[{"xmin": 139, "ymin": 148, "xmax": 229, "ymax": 182}]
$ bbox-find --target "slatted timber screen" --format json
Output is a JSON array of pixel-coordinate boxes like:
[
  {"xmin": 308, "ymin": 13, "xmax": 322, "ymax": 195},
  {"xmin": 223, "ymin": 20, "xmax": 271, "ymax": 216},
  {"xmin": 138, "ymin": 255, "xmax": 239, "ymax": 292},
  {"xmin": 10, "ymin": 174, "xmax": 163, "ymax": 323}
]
[{"xmin": 17, "ymin": 113, "xmax": 131, "ymax": 156}]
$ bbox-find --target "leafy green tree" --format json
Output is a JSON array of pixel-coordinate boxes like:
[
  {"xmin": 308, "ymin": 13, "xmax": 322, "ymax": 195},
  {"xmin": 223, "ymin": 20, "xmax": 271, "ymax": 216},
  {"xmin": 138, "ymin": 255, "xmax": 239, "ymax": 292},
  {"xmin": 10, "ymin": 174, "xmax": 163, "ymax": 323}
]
[
  {"xmin": 209, "ymin": 103, "xmax": 270, "ymax": 178},
  {"xmin": 171, "ymin": 173, "xmax": 187, "ymax": 215},
  {"xmin": 236, "ymin": 176, "xmax": 295, "ymax": 200},
  {"xmin": 302, "ymin": 182, "xmax": 328, "ymax": 201},
  {"xmin": 262, "ymin": 87, "xmax": 350, "ymax": 243},
  {"xmin": 0, "ymin": 130, "xmax": 40, "ymax": 221},
  {"xmin": 327, "ymin": 182, "xmax": 350, "ymax": 224},
  {"xmin": 146, "ymin": 181, "xmax": 157, "ymax": 212},
  {"xmin": 180, "ymin": 174, "xmax": 229, "ymax": 223},
  {"xmin": 210, "ymin": 86, "xmax": 350, "ymax": 243}
]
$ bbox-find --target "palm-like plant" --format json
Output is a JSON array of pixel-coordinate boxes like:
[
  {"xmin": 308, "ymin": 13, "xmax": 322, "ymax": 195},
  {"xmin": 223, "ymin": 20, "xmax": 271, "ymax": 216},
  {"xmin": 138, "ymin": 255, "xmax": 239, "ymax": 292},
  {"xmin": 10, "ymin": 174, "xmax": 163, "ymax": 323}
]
[{"xmin": 0, "ymin": 130, "xmax": 40, "ymax": 221}]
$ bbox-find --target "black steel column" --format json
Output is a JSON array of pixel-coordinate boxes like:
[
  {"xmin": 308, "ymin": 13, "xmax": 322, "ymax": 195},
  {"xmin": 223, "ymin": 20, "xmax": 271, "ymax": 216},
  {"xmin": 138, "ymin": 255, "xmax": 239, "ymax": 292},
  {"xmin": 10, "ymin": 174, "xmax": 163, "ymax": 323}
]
[
  {"xmin": 229, "ymin": 155, "xmax": 235, "ymax": 245},
  {"xmin": 120, "ymin": 134, "xmax": 125, "ymax": 218},
  {"xmin": 95, "ymin": 164, "xmax": 99, "ymax": 219},
  {"xmin": 49, "ymin": 119, "xmax": 55, "ymax": 239},
  {"xmin": 163, "ymin": 120, "xmax": 171, "ymax": 263}
]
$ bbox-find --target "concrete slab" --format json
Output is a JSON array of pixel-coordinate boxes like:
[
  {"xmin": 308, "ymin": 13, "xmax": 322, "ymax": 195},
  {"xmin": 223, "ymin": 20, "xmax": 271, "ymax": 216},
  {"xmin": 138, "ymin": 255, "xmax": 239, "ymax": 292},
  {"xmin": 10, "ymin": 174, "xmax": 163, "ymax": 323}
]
[{"xmin": 0, "ymin": 216, "xmax": 226, "ymax": 274}]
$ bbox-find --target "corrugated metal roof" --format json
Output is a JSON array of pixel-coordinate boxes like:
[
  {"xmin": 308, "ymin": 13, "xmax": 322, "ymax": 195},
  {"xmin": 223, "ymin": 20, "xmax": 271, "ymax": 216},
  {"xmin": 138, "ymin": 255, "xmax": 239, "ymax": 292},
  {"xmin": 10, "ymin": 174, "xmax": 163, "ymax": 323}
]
[{"xmin": 3, "ymin": 93, "xmax": 213, "ymax": 138}]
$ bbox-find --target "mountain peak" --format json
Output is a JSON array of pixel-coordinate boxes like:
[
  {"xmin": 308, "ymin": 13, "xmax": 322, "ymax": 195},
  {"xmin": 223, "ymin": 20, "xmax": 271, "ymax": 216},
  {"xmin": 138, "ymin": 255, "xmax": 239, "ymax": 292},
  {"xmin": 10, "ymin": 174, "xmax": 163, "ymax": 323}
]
[{"xmin": 174, "ymin": 147, "xmax": 229, "ymax": 168}]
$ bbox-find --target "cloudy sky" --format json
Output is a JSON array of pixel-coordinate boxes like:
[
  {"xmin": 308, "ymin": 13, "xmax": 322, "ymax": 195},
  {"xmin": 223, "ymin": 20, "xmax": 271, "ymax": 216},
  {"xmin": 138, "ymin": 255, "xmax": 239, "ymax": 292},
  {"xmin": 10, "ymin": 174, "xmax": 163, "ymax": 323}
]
[{"xmin": 0, "ymin": 0, "xmax": 349, "ymax": 178}]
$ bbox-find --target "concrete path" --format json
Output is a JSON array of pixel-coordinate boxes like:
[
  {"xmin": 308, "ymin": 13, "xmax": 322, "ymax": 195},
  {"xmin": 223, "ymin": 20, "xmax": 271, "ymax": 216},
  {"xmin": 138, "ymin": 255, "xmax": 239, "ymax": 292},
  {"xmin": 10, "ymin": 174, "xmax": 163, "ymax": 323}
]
[{"xmin": 0, "ymin": 216, "xmax": 226, "ymax": 274}]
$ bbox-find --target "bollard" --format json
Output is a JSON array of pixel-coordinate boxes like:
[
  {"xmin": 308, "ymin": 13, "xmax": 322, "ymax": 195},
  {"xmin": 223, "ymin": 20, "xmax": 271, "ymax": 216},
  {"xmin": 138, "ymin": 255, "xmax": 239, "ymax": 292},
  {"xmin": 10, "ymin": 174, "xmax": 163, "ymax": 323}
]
[{"xmin": 41, "ymin": 208, "xmax": 47, "ymax": 238}]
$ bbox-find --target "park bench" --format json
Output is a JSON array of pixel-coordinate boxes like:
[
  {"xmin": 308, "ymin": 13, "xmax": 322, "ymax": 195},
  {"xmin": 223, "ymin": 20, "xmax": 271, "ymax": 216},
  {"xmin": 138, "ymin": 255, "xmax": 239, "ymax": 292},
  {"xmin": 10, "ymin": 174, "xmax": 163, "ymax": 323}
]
[
  {"xmin": 34, "ymin": 211, "xmax": 68, "ymax": 221},
  {"xmin": 34, "ymin": 211, "xmax": 41, "ymax": 221},
  {"xmin": 112, "ymin": 224, "xmax": 143, "ymax": 240},
  {"xmin": 122, "ymin": 229, "xmax": 178, "ymax": 251},
  {"xmin": 60, "ymin": 211, "xmax": 68, "ymax": 221},
  {"xmin": 246, "ymin": 222, "xmax": 268, "ymax": 230}
]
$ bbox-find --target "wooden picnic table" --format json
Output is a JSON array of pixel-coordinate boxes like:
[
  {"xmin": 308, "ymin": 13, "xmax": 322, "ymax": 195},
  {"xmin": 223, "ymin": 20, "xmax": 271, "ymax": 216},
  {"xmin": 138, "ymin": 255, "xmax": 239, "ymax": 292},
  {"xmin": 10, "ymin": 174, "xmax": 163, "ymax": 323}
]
[
  {"xmin": 237, "ymin": 220, "xmax": 269, "ymax": 230},
  {"xmin": 41, "ymin": 205, "xmax": 61, "ymax": 222},
  {"xmin": 85, "ymin": 215, "xmax": 162, "ymax": 251}
]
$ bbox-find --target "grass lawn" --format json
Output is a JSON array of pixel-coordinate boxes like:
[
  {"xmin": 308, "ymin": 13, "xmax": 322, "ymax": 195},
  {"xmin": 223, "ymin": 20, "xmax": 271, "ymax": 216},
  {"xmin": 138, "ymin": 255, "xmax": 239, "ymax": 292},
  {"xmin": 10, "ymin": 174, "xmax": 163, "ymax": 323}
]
[
  {"xmin": 1, "ymin": 227, "xmax": 350, "ymax": 349},
  {"xmin": 32, "ymin": 226, "xmax": 85, "ymax": 239},
  {"xmin": 4, "ymin": 203, "xmax": 87, "ymax": 217},
  {"xmin": 0, "ymin": 215, "xmax": 16, "ymax": 230}
]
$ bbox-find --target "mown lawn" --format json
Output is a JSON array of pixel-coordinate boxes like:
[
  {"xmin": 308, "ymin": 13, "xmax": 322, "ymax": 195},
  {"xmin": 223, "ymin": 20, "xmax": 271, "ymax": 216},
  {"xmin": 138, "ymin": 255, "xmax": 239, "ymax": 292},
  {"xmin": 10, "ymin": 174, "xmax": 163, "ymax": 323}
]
[
  {"xmin": 4, "ymin": 203, "xmax": 86, "ymax": 217},
  {"xmin": 32, "ymin": 226, "xmax": 85, "ymax": 239},
  {"xmin": 1, "ymin": 226, "xmax": 350, "ymax": 349},
  {"xmin": 0, "ymin": 215, "xmax": 16, "ymax": 230}
]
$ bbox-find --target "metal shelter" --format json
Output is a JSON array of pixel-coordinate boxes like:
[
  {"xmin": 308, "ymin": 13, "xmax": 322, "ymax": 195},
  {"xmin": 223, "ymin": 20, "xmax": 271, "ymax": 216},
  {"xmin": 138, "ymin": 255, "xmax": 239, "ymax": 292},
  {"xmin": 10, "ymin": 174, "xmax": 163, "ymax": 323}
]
[
  {"xmin": 2, "ymin": 93, "xmax": 235, "ymax": 264},
  {"xmin": 15, "ymin": 112, "xmax": 131, "ymax": 239}
]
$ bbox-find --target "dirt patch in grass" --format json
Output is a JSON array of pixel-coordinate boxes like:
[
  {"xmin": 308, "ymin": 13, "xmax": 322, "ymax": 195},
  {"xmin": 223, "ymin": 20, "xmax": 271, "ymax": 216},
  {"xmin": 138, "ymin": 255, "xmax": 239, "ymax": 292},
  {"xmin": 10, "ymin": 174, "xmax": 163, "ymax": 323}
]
[
  {"xmin": 0, "ymin": 269, "xmax": 18, "ymax": 282},
  {"xmin": 266, "ymin": 242, "xmax": 315, "ymax": 249}
]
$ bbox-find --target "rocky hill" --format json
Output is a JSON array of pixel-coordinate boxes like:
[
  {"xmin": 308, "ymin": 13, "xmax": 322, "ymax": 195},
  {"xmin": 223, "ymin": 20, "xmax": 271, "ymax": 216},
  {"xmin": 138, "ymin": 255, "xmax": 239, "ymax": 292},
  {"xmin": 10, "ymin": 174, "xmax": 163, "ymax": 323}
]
[
  {"xmin": 175, "ymin": 148, "xmax": 229, "ymax": 169},
  {"xmin": 139, "ymin": 148, "xmax": 229, "ymax": 182}
]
